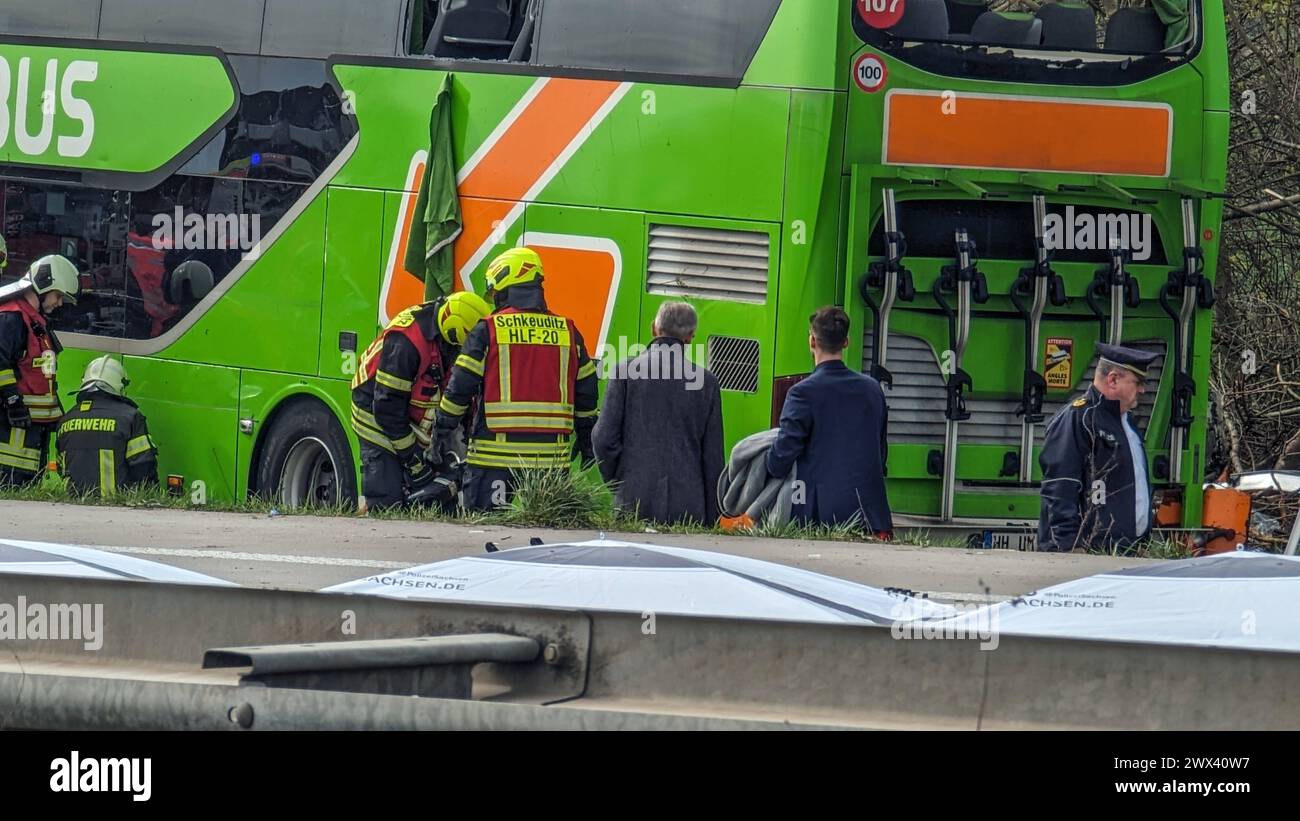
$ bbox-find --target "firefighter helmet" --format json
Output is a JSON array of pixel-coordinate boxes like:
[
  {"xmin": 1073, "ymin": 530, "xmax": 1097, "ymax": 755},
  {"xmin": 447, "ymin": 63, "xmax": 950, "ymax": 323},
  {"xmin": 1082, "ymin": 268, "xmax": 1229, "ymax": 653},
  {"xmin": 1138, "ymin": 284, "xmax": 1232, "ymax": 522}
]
[
  {"xmin": 483, "ymin": 247, "xmax": 543, "ymax": 293},
  {"xmin": 436, "ymin": 290, "xmax": 491, "ymax": 346},
  {"xmin": 167, "ymin": 259, "xmax": 215, "ymax": 306},
  {"xmin": 30, "ymin": 255, "xmax": 79, "ymax": 305},
  {"xmin": 80, "ymin": 356, "xmax": 130, "ymax": 397}
]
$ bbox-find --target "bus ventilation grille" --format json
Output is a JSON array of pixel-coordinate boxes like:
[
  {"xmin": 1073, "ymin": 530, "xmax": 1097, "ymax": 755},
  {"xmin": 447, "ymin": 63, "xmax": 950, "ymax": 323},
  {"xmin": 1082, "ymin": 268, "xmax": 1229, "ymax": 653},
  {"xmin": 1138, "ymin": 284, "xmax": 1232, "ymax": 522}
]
[
  {"xmin": 707, "ymin": 336, "xmax": 761, "ymax": 394},
  {"xmin": 647, "ymin": 224, "xmax": 769, "ymax": 304},
  {"xmin": 862, "ymin": 332, "xmax": 1165, "ymax": 446}
]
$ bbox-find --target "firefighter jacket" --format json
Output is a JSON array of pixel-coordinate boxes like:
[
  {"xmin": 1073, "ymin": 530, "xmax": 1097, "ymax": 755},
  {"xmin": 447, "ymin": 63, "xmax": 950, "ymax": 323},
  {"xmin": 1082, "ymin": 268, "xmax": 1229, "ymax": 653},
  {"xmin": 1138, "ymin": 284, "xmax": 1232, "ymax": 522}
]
[
  {"xmin": 1037, "ymin": 385, "xmax": 1153, "ymax": 552},
  {"xmin": 0, "ymin": 296, "xmax": 63, "ymax": 424},
  {"xmin": 435, "ymin": 286, "xmax": 597, "ymax": 470},
  {"xmin": 351, "ymin": 302, "xmax": 453, "ymax": 456},
  {"xmin": 56, "ymin": 389, "xmax": 158, "ymax": 495}
]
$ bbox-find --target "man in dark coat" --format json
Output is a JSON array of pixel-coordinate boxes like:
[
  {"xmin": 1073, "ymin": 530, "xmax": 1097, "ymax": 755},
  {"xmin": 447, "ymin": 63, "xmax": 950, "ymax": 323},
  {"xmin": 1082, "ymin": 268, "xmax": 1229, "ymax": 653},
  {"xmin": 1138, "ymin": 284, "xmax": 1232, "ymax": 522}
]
[
  {"xmin": 1038, "ymin": 342, "xmax": 1159, "ymax": 553},
  {"xmin": 766, "ymin": 307, "xmax": 892, "ymax": 535},
  {"xmin": 593, "ymin": 302, "xmax": 724, "ymax": 525}
]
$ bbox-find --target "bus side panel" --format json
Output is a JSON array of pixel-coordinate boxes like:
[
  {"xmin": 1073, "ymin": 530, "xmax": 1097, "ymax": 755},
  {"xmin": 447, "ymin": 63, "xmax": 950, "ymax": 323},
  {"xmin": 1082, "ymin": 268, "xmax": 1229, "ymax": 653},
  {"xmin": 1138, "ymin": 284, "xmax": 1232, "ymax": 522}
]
[
  {"xmin": 160, "ymin": 196, "xmax": 327, "ymax": 376},
  {"xmin": 382, "ymin": 193, "xmax": 521, "ymax": 301},
  {"xmin": 519, "ymin": 203, "xmax": 644, "ymax": 367},
  {"xmin": 773, "ymin": 89, "xmax": 846, "ymax": 381},
  {"xmin": 236, "ymin": 370, "xmax": 355, "ymax": 499},
  {"xmin": 320, "ymin": 186, "xmax": 384, "ymax": 379},
  {"xmin": 328, "ymin": 66, "xmax": 532, "ymax": 193},
  {"xmin": 51, "ymin": 349, "xmax": 102, "ymax": 410},
  {"xmin": 744, "ymin": 0, "xmax": 849, "ymax": 91},
  {"xmin": 122, "ymin": 356, "xmax": 241, "ymax": 504},
  {"xmin": 543, "ymin": 83, "xmax": 789, "ymax": 223},
  {"xmin": 638, "ymin": 213, "xmax": 780, "ymax": 457}
]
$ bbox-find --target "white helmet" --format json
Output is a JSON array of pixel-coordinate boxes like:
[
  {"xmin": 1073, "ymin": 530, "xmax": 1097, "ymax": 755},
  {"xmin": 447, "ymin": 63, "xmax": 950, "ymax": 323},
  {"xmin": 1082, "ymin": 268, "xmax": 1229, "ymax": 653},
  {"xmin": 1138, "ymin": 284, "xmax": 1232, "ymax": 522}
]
[
  {"xmin": 0, "ymin": 253, "xmax": 79, "ymax": 305},
  {"xmin": 29, "ymin": 254, "xmax": 80, "ymax": 305},
  {"xmin": 80, "ymin": 355, "xmax": 129, "ymax": 397}
]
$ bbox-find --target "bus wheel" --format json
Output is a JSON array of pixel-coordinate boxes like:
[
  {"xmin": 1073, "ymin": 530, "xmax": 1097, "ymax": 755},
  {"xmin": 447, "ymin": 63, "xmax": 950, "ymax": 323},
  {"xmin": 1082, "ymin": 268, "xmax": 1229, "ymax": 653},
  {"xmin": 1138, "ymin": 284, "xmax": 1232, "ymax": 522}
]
[{"xmin": 255, "ymin": 398, "xmax": 357, "ymax": 509}]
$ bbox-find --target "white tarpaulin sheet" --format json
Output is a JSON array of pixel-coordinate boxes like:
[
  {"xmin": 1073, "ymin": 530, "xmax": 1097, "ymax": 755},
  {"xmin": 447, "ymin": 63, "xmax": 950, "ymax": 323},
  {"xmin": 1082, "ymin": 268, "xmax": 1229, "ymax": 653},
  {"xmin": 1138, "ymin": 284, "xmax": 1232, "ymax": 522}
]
[
  {"xmin": 937, "ymin": 551, "xmax": 1300, "ymax": 653},
  {"xmin": 325, "ymin": 539, "xmax": 954, "ymax": 625},
  {"xmin": 0, "ymin": 538, "xmax": 235, "ymax": 586}
]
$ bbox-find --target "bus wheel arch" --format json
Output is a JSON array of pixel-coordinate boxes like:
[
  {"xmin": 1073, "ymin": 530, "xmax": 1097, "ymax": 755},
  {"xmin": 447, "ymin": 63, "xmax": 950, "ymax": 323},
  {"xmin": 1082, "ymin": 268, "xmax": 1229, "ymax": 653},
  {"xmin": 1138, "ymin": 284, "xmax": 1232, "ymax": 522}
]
[{"xmin": 249, "ymin": 394, "xmax": 358, "ymax": 509}]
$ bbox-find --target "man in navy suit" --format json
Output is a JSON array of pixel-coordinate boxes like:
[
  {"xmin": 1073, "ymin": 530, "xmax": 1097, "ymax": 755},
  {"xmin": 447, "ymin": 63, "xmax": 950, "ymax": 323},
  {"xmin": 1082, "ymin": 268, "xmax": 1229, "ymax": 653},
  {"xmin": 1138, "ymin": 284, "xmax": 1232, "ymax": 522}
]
[{"xmin": 766, "ymin": 307, "xmax": 893, "ymax": 537}]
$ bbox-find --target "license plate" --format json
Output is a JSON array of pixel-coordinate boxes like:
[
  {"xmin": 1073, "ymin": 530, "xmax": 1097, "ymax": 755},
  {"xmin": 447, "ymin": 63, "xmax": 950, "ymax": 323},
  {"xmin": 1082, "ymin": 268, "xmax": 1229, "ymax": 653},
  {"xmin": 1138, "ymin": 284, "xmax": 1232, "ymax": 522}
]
[{"xmin": 981, "ymin": 530, "xmax": 1037, "ymax": 551}]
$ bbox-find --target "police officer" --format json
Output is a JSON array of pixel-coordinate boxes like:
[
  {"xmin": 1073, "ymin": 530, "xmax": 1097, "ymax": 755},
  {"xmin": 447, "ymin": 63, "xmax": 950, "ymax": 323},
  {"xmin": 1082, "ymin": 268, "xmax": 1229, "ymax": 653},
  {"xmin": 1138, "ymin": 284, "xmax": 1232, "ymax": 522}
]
[
  {"xmin": 1038, "ymin": 342, "xmax": 1160, "ymax": 553},
  {"xmin": 56, "ymin": 356, "xmax": 159, "ymax": 496},
  {"xmin": 434, "ymin": 247, "xmax": 599, "ymax": 511},
  {"xmin": 351, "ymin": 291, "xmax": 491, "ymax": 511},
  {"xmin": 0, "ymin": 254, "xmax": 80, "ymax": 488}
]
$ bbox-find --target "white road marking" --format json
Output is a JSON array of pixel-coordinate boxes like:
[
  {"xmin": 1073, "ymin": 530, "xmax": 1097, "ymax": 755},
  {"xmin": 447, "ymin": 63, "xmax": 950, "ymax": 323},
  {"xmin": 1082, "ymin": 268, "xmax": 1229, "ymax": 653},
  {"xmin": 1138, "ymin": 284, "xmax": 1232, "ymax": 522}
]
[{"xmin": 78, "ymin": 544, "xmax": 416, "ymax": 570}]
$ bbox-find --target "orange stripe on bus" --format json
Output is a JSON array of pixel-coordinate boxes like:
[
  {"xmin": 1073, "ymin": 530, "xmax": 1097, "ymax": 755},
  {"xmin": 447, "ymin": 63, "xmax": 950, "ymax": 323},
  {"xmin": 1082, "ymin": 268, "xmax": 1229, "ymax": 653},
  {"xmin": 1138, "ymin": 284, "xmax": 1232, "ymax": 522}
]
[
  {"xmin": 458, "ymin": 78, "xmax": 622, "ymax": 200},
  {"xmin": 452, "ymin": 197, "xmax": 516, "ymax": 282},
  {"xmin": 885, "ymin": 92, "xmax": 1172, "ymax": 177},
  {"xmin": 385, "ymin": 160, "xmax": 428, "ymax": 321},
  {"xmin": 386, "ymin": 78, "xmax": 624, "ymax": 321}
]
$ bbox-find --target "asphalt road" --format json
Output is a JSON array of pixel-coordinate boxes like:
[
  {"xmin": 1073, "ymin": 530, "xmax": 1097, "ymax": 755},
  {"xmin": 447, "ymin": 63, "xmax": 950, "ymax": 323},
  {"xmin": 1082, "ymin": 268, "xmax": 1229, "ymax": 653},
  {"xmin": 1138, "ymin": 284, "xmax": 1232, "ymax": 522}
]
[{"xmin": 0, "ymin": 500, "xmax": 1153, "ymax": 598}]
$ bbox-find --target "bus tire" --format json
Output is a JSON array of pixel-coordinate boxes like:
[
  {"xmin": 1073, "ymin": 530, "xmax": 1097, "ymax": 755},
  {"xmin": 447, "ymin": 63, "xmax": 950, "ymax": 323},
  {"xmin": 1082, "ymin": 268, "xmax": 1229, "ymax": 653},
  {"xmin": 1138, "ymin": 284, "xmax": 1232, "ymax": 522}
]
[{"xmin": 254, "ymin": 397, "xmax": 358, "ymax": 509}]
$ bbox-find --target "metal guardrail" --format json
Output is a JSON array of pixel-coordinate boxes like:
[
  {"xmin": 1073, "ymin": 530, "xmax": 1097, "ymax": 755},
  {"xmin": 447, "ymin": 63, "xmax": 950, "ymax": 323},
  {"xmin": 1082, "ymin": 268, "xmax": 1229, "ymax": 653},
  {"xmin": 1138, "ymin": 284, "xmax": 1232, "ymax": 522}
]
[{"xmin": 2, "ymin": 571, "xmax": 1300, "ymax": 730}]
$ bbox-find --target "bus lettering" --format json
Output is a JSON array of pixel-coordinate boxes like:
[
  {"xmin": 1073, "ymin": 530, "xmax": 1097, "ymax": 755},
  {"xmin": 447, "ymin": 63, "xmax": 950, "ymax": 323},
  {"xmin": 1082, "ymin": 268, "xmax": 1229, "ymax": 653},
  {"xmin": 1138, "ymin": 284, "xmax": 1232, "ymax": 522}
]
[{"xmin": 0, "ymin": 57, "xmax": 97, "ymax": 159}]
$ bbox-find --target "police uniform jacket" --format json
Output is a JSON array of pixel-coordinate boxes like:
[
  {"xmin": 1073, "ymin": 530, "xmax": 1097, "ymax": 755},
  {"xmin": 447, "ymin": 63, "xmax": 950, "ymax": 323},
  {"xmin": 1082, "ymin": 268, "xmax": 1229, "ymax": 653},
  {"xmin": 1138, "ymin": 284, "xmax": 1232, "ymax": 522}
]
[{"xmin": 1037, "ymin": 385, "xmax": 1152, "ymax": 552}]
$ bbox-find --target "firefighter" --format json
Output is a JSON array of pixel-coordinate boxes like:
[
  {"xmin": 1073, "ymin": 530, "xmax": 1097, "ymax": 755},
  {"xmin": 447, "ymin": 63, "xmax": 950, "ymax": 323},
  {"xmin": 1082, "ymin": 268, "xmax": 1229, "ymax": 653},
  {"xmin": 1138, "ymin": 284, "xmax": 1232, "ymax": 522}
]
[
  {"xmin": 351, "ymin": 290, "xmax": 491, "ymax": 511},
  {"xmin": 433, "ymin": 247, "xmax": 599, "ymax": 511},
  {"xmin": 56, "ymin": 356, "xmax": 159, "ymax": 496},
  {"xmin": 0, "ymin": 254, "xmax": 80, "ymax": 488}
]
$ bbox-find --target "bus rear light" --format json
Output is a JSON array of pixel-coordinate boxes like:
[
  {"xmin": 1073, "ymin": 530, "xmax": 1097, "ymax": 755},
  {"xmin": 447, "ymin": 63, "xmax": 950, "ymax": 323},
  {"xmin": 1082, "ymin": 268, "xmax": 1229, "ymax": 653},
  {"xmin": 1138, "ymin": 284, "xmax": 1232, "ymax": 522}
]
[{"xmin": 771, "ymin": 374, "xmax": 808, "ymax": 428}]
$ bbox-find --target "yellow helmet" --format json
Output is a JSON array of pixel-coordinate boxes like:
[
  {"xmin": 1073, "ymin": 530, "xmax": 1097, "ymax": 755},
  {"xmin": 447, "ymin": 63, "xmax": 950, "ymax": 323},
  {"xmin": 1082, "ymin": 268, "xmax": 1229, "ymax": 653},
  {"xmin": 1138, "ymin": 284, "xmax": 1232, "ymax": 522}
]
[
  {"xmin": 483, "ymin": 247, "xmax": 543, "ymax": 293},
  {"xmin": 436, "ymin": 290, "xmax": 491, "ymax": 345}
]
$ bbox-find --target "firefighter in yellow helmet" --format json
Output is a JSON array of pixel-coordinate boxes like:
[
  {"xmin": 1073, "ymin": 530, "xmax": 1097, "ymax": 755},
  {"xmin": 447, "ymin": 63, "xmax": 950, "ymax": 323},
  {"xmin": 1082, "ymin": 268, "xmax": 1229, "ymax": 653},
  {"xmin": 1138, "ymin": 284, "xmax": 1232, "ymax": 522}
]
[
  {"xmin": 433, "ymin": 247, "xmax": 599, "ymax": 511},
  {"xmin": 350, "ymin": 290, "xmax": 491, "ymax": 511},
  {"xmin": 0, "ymin": 254, "xmax": 80, "ymax": 488}
]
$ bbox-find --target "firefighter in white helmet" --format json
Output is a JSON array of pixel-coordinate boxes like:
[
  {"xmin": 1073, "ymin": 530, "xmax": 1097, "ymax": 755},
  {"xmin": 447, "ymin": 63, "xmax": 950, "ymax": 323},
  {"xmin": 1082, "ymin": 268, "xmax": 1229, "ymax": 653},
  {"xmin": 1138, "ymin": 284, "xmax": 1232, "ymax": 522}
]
[
  {"xmin": 56, "ymin": 356, "xmax": 159, "ymax": 496},
  {"xmin": 0, "ymin": 253, "xmax": 80, "ymax": 487}
]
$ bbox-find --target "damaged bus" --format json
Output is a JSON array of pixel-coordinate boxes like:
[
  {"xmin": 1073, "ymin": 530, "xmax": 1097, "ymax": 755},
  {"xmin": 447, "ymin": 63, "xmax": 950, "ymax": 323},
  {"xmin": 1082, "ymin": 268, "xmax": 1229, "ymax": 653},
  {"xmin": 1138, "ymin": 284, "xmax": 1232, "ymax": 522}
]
[{"xmin": 0, "ymin": 0, "xmax": 1225, "ymax": 540}]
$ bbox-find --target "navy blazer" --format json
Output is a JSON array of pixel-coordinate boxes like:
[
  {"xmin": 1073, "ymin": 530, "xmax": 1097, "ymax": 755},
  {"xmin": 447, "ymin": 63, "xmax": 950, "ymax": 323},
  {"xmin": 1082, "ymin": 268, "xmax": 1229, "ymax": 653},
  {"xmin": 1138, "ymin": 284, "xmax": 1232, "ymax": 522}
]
[{"xmin": 765, "ymin": 360, "xmax": 892, "ymax": 532}]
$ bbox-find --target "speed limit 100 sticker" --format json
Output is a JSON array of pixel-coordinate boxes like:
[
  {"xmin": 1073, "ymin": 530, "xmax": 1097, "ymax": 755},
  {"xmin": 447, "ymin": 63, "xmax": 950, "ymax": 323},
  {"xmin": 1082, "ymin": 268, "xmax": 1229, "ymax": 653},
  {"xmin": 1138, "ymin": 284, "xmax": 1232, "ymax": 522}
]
[{"xmin": 853, "ymin": 54, "xmax": 888, "ymax": 93}]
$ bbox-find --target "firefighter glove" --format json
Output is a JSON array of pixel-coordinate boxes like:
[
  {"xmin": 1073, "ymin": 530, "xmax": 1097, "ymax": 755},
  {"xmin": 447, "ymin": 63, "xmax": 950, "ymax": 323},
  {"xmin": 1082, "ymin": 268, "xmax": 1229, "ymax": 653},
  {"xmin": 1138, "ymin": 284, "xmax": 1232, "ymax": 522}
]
[
  {"xmin": 3, "ymin": 392, "xmax": 30, "ymax": 429},
  {"xmin": 401, "ymin": 449, "xmax": 435, "ymax": 490}
]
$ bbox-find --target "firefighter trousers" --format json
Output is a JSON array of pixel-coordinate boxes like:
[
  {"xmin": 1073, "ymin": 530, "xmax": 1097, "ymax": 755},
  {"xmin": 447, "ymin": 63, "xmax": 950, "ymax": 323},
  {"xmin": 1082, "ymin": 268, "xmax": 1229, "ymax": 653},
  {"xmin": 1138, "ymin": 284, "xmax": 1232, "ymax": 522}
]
[
  {"xmin": 461, "ymin": 465, "xmax": 524, "ymax": 512},
  {"xmin": 0, "ymin": 423, "xmax": 49, "ymax": 489},
  {"xmin": 358, "ymin": 439, "xmax": 406, "ymax": 512}
]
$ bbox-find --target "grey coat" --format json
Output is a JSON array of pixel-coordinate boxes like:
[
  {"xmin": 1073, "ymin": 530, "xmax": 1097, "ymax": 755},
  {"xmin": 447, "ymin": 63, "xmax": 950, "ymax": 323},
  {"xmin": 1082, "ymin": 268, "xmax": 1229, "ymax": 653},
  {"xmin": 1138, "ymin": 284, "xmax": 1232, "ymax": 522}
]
[{"xmin": 593, "ymin": 337, "xmax": 724, "ymax": 525}]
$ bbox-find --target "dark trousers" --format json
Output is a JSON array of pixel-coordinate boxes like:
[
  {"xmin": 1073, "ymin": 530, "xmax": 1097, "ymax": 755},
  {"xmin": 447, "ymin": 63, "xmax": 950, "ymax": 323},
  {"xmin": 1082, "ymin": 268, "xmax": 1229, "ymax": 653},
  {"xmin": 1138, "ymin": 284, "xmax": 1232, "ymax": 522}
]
[
  {"xmin": 460, "ymin": 465, "xmax": 523, "ymax": 512},
  {"xmin": 359, "ymin": 439, "xmax": 405, "ymax": 511},
  {"xmin": 0, "ymin": 423, "xmax": 49, "ymax": 489}
]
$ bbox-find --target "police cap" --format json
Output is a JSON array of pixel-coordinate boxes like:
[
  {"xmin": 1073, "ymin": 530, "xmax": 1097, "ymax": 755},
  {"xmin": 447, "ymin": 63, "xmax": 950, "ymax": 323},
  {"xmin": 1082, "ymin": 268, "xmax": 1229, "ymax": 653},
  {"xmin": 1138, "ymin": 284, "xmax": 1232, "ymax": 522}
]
[{"xmin": 1096, "ymin": 343, "xmax": 1159, "ymax": 380}]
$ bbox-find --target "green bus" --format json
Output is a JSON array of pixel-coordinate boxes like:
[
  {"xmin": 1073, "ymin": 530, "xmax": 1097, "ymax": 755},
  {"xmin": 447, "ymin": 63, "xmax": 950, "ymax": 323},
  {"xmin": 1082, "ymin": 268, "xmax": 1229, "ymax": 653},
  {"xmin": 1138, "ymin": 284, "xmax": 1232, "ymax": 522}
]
[{"xmin": 0, "ymin": 0, "xmax": 1225, "ymax": 537}]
